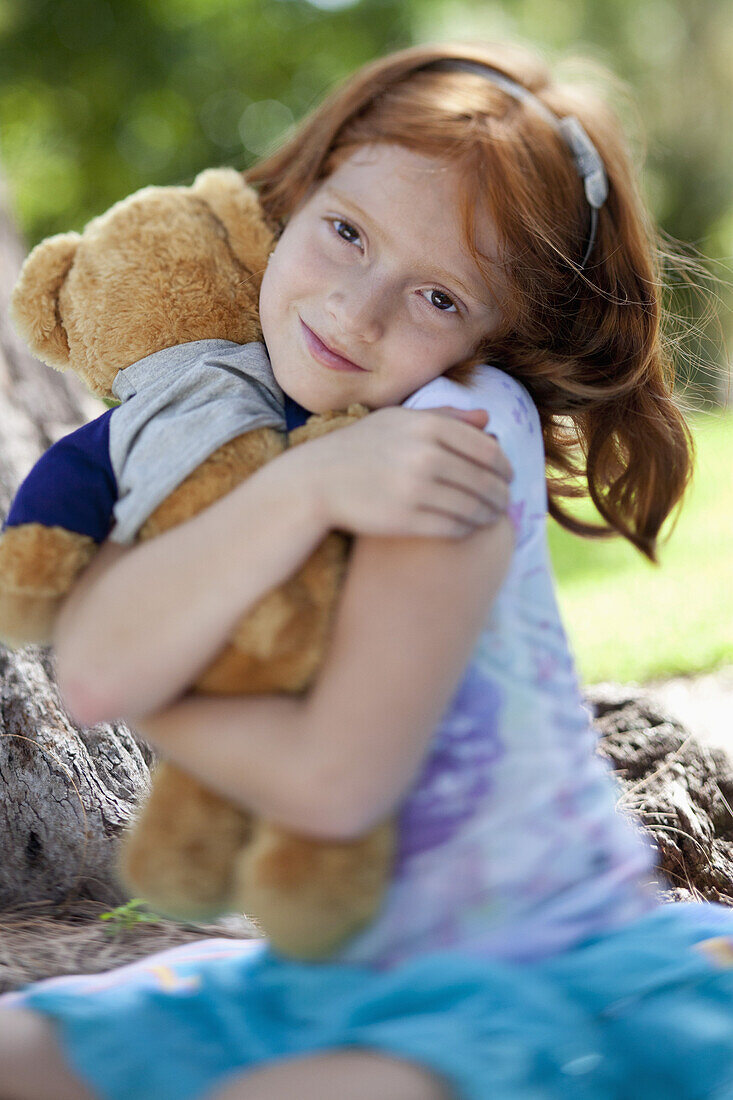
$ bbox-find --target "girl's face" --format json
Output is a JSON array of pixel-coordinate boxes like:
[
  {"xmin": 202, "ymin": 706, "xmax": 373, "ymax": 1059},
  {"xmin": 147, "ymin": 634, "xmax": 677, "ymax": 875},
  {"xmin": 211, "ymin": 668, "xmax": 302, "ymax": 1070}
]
[{"xmin": 259, "ymin": 143, "xmax": 502, "ymax": 413}]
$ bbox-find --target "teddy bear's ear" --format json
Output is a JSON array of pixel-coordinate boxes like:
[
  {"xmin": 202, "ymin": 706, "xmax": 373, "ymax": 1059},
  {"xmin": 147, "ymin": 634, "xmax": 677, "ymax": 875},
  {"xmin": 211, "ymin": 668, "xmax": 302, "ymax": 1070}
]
[
  {"xmin": 191, "ymin": 168, "xmax": 274, "ymax": 274},
  {"xmin": 10, "ymin": 233, "xmax": 80, "ymax": 370}
]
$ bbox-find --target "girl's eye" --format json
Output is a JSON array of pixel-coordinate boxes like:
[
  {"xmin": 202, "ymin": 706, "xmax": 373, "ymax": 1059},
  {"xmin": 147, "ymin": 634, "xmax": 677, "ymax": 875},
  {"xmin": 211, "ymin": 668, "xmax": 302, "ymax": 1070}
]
[
  {"xmin": 424, "ymin": 289, "xmax": 458, "ymax": 314},
  {"xmin": 327, "ymin": 218, "xmax": 460, "ymax": 316},
  {"xmin": 330, "ymin": 219, "xmax": 362, "ymax": 248}
]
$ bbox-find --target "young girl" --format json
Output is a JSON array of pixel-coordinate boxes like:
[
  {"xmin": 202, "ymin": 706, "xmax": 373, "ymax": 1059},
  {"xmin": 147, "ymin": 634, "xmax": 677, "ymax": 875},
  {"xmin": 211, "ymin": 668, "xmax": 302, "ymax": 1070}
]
[{"xmin": 2, "ymin": 40, "xmax": 732, "ymax": 1100}]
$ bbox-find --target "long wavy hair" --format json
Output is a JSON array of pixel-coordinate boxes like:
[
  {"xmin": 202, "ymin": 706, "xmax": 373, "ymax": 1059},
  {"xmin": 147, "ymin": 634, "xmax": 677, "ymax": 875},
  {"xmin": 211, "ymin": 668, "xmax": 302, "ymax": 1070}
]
[{"xmin": 246, "ymin": 41, "xmax": 695, "ymax": 563}]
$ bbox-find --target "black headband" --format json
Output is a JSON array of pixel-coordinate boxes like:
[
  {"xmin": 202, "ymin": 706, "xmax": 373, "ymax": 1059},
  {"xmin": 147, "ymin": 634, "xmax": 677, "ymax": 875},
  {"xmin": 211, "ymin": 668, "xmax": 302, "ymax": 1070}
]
[{"xmin": 420, "ymin": 59, "xmax": 609, "ymax": 270}]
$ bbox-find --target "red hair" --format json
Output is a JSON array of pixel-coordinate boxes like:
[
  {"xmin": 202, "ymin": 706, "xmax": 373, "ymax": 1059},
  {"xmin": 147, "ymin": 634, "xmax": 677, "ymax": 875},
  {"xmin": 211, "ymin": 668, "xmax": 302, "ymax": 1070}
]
[{"xmin": 246, "ymin": 41, "xmax": 695, "ymax": 563}]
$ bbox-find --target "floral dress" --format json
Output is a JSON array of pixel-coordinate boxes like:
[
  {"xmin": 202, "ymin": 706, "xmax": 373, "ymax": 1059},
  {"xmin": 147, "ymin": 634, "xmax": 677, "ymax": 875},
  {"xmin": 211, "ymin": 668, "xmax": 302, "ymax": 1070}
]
[{"xmin": 4, "ymin": 365, "xmax": 733, "ymax": 1100}]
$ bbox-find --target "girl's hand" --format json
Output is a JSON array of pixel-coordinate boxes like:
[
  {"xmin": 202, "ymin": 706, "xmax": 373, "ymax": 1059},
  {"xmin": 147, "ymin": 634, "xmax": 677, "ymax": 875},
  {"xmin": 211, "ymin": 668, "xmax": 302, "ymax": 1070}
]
[{"xmin": 291, "ymin": 405, "xmax": 514, "ymax": 539}]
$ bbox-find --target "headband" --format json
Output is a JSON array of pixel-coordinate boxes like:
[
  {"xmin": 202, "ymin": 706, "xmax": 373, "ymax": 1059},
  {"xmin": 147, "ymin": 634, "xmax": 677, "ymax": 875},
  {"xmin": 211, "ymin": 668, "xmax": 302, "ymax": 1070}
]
[{"xmin": 420, "ymin": 58, "xmax": 609, "ymax": 270}]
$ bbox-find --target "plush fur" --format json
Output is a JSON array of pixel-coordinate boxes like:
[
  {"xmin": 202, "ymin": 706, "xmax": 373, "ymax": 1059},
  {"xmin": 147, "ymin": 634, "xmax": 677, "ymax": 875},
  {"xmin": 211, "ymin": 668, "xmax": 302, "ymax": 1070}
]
[{"xmin": 2, "ymin": 168, "xmax": 395, "ymax": 958}]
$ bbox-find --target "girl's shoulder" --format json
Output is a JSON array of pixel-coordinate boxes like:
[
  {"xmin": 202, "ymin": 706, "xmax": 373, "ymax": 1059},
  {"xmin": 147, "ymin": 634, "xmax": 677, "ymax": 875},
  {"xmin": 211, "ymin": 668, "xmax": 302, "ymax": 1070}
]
[
  {"xmin": 402, "ymin": 366, "xmax": 546, "ymax": 533},
  {"xmin": 403, "ymin": 365, "xmax": 541, "ymax": 442}
]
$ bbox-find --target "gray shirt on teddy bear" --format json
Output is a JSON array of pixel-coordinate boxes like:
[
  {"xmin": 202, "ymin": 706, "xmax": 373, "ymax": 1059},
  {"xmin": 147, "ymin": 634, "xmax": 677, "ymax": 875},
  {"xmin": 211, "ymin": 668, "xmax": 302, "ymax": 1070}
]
[{"xmin": 109, "ymin": 339, "xmax": 287, "ymax": 545}]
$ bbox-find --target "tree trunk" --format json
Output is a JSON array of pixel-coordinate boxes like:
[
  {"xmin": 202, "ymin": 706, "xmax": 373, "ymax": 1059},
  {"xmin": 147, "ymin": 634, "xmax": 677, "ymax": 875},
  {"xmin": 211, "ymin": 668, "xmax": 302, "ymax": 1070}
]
[
  {"xmin": 0, "ymin": 172, "xmax": 152, "ymax": 909},
  {"xmin": 588, "ymin": 683, "xmax": 733, "ymax": 906},
  {"xmin": 0, "ymin": 646, "xmax": 153, "ymax": 908}
]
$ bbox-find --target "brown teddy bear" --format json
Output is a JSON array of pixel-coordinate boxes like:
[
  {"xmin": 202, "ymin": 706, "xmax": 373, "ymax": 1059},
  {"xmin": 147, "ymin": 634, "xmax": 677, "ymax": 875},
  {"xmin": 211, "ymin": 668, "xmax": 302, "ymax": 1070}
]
[{"xmin": 0, "ymin": 167, "xmax": 394, "ymax": 958}]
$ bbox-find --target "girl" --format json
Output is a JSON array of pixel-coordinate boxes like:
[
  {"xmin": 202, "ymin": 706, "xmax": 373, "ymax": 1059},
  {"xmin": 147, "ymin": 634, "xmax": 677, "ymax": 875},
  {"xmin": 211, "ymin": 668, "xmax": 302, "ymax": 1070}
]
[{"xmin": 2, "ymin": 39, "xmax": 732, "ymax": 1100}]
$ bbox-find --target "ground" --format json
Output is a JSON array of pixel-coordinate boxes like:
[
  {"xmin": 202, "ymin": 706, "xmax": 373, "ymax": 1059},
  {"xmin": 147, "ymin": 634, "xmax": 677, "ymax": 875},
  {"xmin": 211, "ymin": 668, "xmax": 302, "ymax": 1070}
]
[{"xmin": 1, "ymin": 665, "xmax": 732, "ymax": 994}]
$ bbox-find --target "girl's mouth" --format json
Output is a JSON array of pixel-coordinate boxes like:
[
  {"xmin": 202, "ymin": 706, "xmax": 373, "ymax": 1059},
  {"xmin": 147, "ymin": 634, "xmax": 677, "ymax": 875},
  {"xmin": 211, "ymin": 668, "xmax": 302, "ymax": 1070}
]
[{"xmin": 299, "ymin": 320, "xmax": 366, "ymax": 373}]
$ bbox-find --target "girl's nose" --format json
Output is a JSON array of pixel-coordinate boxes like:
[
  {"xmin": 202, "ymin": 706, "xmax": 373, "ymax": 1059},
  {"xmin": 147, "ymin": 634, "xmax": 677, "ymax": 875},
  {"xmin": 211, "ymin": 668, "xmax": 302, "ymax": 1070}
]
[{"xmin": 325, "ymin": 283, "xmax": 385, "ymax": 344}]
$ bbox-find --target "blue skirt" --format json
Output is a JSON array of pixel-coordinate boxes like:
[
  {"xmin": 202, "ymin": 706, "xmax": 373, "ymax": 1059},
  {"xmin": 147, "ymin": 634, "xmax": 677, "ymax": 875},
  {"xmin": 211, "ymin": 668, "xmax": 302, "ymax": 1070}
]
[{"xmin": 3, "ymin": 902, "xmax": 733, "ymax": 1100}]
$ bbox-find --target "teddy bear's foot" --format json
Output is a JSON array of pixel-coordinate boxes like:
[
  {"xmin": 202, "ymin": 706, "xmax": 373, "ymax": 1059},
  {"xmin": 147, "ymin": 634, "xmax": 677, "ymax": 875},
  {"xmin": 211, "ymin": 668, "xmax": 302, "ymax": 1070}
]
[
  {"xmin": 233, "ymin": 819, "xmax": 395, "ymax": 959},
  {"xmin": 118, "ymin": 763, "xmax": 253, "ymax": 922}
]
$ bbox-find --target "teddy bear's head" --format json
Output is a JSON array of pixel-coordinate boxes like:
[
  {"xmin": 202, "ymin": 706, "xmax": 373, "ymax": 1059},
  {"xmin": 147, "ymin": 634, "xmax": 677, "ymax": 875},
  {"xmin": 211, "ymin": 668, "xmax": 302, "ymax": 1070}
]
[{"xmin": 11, "ymin": 169, "xmax": 275, "ymax": 399}]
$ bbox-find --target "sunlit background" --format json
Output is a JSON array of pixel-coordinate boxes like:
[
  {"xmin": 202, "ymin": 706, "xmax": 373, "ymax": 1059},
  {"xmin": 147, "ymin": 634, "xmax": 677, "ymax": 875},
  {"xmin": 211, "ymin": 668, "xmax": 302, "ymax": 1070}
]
[{"xmin": 1, "ymin": 0, "xmax": 731, "ymax": 683}]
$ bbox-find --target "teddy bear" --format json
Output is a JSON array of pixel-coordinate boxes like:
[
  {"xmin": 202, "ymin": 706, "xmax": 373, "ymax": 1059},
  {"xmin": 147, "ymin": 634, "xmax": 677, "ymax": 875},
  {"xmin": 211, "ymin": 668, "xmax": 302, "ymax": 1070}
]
[{"xmin": 0, "ymin": 167, "xmax": 395, "ymax": 959}]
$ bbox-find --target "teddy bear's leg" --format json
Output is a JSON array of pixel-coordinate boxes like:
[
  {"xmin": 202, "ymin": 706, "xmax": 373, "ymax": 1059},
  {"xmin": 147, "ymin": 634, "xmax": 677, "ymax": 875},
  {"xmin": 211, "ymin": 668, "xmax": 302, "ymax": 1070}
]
[
  {"xmin": 0, "ymin": 525, "xmax": 97, "ymax": 647},
  {"xmin": 116, "ymin": 428, "xmax": 286, "ymax": 921},
  {"xmin": 232, "ymin": 820, "xmax": 396, "ymax": 959},
  {"xmin": 117, "ymin": 762, "xmax": 253, "ymax": 922},
  {"xmin": 197, "ymin": 407, "xmax": 395, "ymax": 957}
]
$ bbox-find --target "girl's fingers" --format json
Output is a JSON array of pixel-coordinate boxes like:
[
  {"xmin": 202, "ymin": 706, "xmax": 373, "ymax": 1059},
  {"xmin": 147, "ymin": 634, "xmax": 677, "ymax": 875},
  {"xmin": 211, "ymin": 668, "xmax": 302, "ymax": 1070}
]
[
  {"xmin": 416, "ymin": 517, "xmax": 476, "ymax": 539},
  {"xmin": 427, "ymin": 414, "xmax": 514, "ymax": 484},
  {"xmin": 437, "ymin": 476, "xmax": 509, "ymax": 518},
  {"xmin": 396, "ymin": 510, "xmax": 478, "ymax": 539},
  {"xmin": 426, "ymin": 449, "xmax": 511, "ymax": 513},
  {"xmin": 416, "ymin": 480, "xmax": 505, "ymax": 528},
  {"xmin": 432, "ymin": 405, "xmax": 490, "ymax": 429}
]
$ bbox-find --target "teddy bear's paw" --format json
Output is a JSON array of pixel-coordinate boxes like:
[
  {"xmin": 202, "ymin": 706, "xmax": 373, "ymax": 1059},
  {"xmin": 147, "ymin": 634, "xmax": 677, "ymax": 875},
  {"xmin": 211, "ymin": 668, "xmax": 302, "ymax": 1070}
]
[
  {"xmin": 0, "ymin": 589, "xmax": 60, "ymax": 648},
  {"xmin": 232, "ymin": 819, "xmax": 395, "ymax": 959},
  {"xmin": 118, "ymin": 764, "xmax": 254, "ymax": 922},
  {"xmin": 0, "ymin": 524, "xmax": 97, "ymax": 646},
  {"xmin": 287, "ymin": 403, "xmax": 369, "ymax": 447}
]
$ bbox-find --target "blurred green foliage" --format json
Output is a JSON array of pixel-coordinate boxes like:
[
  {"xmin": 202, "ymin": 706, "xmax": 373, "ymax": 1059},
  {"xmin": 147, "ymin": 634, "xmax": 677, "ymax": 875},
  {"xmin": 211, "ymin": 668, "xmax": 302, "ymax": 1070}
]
[
  {"xmin": 1, "ymin": 0, "xmax": 730, "ymax": 399},
  {"xmin": 548, "ymin": 412, "xmax": 733, "ymax": 682},
  {"xmin": 0, "ymin": 0, "xmax": 411, "ymax": 241}
]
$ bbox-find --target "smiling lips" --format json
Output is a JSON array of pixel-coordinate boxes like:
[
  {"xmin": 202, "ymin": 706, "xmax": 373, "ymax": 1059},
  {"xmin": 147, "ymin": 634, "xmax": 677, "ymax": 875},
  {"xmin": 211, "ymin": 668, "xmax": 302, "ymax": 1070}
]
[{"xmin": 300, "ymin": 319, "xmax": 366, "ymax": 373}]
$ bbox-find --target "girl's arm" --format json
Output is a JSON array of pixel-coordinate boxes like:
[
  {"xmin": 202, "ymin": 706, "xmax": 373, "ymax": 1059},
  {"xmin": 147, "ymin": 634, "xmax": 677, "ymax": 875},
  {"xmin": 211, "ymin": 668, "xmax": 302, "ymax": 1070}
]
[
  {"xmin": 57, "ymin": 407, "xmax": 513, "ymax": 725},
  {"xmin": 132, "ymin": 515, "xmax": 515, "ymax": 840},
  {"xmin": 55, "ymin": 451, "xmax": 328, "ymax": 725}
]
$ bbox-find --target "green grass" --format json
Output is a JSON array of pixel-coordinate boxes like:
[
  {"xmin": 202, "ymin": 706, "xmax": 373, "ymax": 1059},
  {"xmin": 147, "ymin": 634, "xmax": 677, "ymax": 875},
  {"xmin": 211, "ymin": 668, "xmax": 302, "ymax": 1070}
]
[{"xmin": 548, "ymin": 410, "xmax": 733, "ymax": 684}]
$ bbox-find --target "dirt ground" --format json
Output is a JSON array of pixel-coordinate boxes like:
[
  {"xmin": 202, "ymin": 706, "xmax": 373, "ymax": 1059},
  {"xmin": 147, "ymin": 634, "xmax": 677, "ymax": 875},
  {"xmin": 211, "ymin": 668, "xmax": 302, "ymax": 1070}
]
[{"xmin": 0, "ymin": 903, "xmax": 258, "ymax": 996}]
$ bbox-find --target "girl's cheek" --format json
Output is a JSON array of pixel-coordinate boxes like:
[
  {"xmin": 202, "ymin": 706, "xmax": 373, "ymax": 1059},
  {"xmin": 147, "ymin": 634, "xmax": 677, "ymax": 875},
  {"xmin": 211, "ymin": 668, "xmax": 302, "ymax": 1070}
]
[{"xmin": 258, "ymin": 269, "xmax": 274, "ymax": 335}]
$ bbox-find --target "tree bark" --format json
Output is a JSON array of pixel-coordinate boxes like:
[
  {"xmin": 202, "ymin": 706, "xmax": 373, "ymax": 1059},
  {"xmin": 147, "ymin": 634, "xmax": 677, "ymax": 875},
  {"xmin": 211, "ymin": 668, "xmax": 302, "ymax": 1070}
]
[
  {"xmin": 0, "ymin": 646, "xmax": 154, "ymax": 908},
  {"xmin": 587, "ymin": 682, "xmax": 733, "ymax": 906},
  {"xmin": 0, "ymin": 178, "xmax": 103, "ymax": 500},
  {"xmin": 0, "ymin": 172, "xmax": 152, "ymax": 909}
]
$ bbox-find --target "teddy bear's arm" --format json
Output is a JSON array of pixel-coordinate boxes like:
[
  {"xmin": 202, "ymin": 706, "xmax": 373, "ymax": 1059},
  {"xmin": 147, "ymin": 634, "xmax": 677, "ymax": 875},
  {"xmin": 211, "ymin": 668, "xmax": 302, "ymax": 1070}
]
[{"xmin": 0, "ymin": 408, "xmax": 119, "ymax": 646}]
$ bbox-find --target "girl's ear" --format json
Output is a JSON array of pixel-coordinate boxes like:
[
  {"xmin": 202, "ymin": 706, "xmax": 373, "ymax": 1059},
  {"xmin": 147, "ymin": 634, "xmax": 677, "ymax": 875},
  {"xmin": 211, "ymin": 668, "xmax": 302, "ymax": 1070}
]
[{"xmin": 10, "ymin": 233, "xmax": 80, "ymax": 370}]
